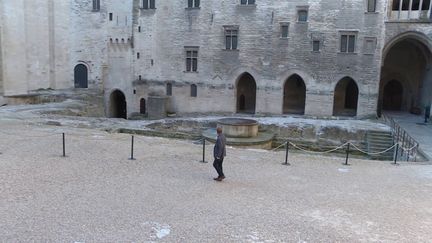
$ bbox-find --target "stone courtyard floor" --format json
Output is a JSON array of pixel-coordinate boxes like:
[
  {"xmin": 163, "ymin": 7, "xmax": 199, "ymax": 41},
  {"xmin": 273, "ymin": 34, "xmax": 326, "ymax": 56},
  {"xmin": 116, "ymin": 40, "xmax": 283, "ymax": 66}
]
[{"xmin": 1, "ymin": 116, "xmax": 432, "ymax": 242}]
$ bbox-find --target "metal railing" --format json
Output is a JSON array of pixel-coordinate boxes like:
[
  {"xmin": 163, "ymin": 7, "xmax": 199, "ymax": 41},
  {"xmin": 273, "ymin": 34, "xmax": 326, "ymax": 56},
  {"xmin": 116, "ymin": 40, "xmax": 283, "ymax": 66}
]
[{"xmin": 382, "ymin": 114, "xmax": 419, "ymax": 161}]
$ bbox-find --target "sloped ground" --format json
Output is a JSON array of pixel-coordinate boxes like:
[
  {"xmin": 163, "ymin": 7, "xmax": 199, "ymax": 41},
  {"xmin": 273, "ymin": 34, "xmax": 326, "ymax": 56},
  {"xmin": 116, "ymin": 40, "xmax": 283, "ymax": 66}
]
[{"xmin": 0, "ymin": 115, "xmax": 431, "ymax": 242}]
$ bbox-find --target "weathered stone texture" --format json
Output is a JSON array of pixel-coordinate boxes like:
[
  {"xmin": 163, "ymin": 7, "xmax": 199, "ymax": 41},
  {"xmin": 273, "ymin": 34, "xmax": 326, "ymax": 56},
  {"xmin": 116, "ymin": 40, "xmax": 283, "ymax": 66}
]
[{"xmin": 0, "ymin": 0, "xmax": 431, "ymax": 118}]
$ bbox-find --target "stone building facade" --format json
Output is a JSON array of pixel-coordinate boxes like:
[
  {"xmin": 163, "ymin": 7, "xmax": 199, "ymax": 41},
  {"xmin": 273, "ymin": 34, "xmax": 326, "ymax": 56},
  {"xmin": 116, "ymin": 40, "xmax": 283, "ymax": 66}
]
[{"xmin": 0, "ymin": 0, "xmax": 431, "ymax": 119}]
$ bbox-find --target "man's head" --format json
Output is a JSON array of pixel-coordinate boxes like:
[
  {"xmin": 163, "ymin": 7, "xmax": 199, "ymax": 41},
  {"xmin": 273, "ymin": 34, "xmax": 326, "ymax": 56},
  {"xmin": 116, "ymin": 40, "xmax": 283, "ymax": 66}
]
[{"xmin": 216, "ymin": 127, "xmax": 223, "ymax": 135}]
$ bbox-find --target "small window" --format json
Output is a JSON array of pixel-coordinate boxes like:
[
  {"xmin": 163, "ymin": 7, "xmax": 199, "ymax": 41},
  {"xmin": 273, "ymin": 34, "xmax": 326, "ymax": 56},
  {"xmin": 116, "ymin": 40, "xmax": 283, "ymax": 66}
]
[
  {"xmin": 140, "ymin": 98, "xmax": 146, "ymax": 114},
  {"xmin": 138, "ymin": 26, "xmax": 141, "ymax": 32},
  {"xmin": 224, "ymin": 27, "xmax": 239, "ymax": 50},
  {"xmin": 281, "ymin": 25, "xmax": 289, "ymax": 38},
  {"xmin": 363, "ymin": 37, "xmax": 377, "ymax": 54},
  {"xmin": 188, "ymin": 0, "xmax": 200, "ymax": 8},
  {"xmin": 142, "ymin": 0, "xmax": 156, "ymax": 9},
  {"xmin": 340, "ymin": 34, "xmax": 356, "ymax": 53},
  {"xmin": 109, "ymin": 13, "xmax": 113, "ymax": 21},
  {"xmin": 367, "ymin": 0, "xmax": 376, "ymax": 12},
  {"xmin": 298, "ymin": 10, "xmax": 308, "ymax": 22},
  {"xmin": 137, "ymin": 52, "xmax": 140, "ymax": 59},
  {"xmin": 312, "ymin": 40, "xmax": 320, "ymax": 52},
  {"xmin": 93, "ymin": 0, "xmax": 100, "ymax": 11},
  {"xmin": 166, "ymin": 83, "xmax": 172, "ymax": 96},
  {"xmin": 186, "ymin": 49, "xmax": 198, "ymax": 72},
  {"xmin": 240, "ymin": 0, "xmax": 255, "ymax": 5},
  {"xmin": 191, "ymin": 84, "xmax": 198, "ymax": 97}
]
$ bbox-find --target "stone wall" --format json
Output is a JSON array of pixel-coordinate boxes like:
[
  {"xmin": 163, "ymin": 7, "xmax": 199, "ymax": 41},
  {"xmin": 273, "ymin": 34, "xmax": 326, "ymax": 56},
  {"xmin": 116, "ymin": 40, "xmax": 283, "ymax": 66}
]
[{"xmin": 131, "ymin": 0, "xmax": 387, "ymax": 118}]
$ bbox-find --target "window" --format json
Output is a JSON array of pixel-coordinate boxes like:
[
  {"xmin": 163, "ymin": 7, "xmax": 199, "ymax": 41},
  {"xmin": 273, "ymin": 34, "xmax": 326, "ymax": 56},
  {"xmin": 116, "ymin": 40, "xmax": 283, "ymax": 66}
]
[
  {"xmin": 224, "ymin": 26, "xmax": 239, "ymax": 50},
  {"xmin": 142, "ymin": 0, "xmax": 156, "ymax": 9},
  {"xmin": 166, "ymin": 83, "xmax": 172, "ymax": 96},
  {"xmin": 188, "ymin": 0, "xmax": 200, "ymax": 8},
  {"xmin": 138, "ymin": 26, "xmax": 141, "ymax": 32},
  {"xmin": 363, "ymin": 37, "xmax": 377, "ymax": 54},
  {"xmin": 340, "ymin": 34, "xmax": 356, "ymax": 53},
  {"xmin": 137, "ymin": 52, "xmax": 140, "ymax": 59},
  {"xmin": 367, "ymin": 0, "xmax": 376, "ymax": 12},
  {"xmin": 298, "ymin": 10, "xmax": 308, "ymax": 22},
  {"xmin": 280, "ymin": 24, "xmax": 289, "ymax": 38},
  {"xmin": 313, "ymin": 40, "xmax": 320, "ymax": 52},
  {"xmin": 92, "ymin": 0, "xmax": 100, "ymax": 11},
  {"xmin": 109, "ymin": 13, "xmax": 113, "ymax": 21},
  {"xmin": 185, "ymin": 49, "xmax": 198, "ymax": 72},
  {"xmin": 191, "ymin": 84, "xmax": 197, "ymax": 97},
  {"xmin": 240, "ymin": 0, "xmax": 255, "ymax": 5}
]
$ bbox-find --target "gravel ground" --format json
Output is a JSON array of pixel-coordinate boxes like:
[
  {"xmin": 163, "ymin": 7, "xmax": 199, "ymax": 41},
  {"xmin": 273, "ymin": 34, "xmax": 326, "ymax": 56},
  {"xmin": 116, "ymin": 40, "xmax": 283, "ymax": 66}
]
[{"xmin": 1, "ymin": 119, "xmax": 432, "ymax": 242}]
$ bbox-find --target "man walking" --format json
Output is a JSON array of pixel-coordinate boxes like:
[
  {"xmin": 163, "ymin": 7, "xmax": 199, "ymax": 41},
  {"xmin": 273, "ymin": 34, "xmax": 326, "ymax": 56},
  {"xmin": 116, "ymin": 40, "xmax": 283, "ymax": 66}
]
[{"xmin": 213, "ymin": 127, "xmax": 227, "ymax": 181}]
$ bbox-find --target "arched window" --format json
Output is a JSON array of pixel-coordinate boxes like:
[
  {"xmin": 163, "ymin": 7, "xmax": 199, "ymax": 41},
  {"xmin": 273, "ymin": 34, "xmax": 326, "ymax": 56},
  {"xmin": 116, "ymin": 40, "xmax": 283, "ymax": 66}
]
[{"xmin": 191, "ymin": 84, "xmax": 197, "ymax": 97}]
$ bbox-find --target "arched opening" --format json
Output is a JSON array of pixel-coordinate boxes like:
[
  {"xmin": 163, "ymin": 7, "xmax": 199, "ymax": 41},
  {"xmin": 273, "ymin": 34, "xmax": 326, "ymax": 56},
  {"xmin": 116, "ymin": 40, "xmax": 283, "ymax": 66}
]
[
  {"xmin": 140, "ymin": 98, "xmax": 146, "ymax": 114},
  {"xmin": 379, "ymin": 36, "xmax": 432, "ymax": 115},
  {"xmin": 333, "ymin": 77, "xmax": 359, "ymax": 117},
  {"xmin": 109, "ymin": 90, "xmax": 127, "ymax": 119},
  {"xmin": 236, "ymin": 73, "xmax": 257, "ymax": 114},
  {"xmin": 383, "ymin": 80, "xmax": 403, "ymax": 111},
  {"xmin": 74, "ymin": 64, "xmax": 88, "ymax": 88},
  {"xmin": 283, "ymin": 74, "xmax": 306, "ymax": 115}
]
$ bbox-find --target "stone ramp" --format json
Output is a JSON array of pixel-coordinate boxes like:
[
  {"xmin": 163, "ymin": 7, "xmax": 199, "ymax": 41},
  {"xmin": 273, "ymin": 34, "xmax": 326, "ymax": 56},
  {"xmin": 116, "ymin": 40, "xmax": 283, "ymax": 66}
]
[{"xmin": 383, "ymin": 112, "xmax": 432, "ymax": 161}]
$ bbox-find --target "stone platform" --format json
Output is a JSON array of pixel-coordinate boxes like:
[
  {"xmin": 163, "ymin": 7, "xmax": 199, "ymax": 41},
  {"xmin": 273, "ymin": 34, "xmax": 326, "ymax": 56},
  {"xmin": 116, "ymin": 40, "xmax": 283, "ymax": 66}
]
[{"xmin": 202, "ymin": 128, "xmax": 275, "ymax": 149}]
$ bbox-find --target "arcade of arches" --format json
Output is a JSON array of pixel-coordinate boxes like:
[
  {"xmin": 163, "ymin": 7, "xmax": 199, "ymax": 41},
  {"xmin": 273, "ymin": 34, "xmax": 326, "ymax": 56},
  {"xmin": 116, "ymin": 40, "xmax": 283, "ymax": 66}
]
[
  {"xmin": 379, "ymin": 36, "xmax": 432, "ymax": 115},
  {"xmin": 283, "ymin": 74, "xmax": 306, "ymax": 115},
  {"xmin": 333, "ymin": 77, "xmax": 359, "ymax": 117},
  {"xmin": 109, "ymin": 90, "xmax": 127, "ymax": 119},
  {"xmin": 236, "ymin": 73, "xmax": 257, "ymax": 114}
]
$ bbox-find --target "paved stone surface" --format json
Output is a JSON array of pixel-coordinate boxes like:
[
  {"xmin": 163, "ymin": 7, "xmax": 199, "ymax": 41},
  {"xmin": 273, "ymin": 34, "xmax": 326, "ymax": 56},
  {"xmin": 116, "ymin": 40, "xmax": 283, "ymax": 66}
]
[
  {"xmin": 0, "ymin": 118, "xmax": 431, "ymax": 242},
  {"xmin": 387, "ymin": 112, "xmax": 432, "ymax": 160}
]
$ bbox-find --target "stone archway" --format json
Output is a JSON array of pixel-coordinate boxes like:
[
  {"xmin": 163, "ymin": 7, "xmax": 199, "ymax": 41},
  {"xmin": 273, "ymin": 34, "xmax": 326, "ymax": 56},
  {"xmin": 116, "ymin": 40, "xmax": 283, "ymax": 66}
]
[
  {"xmin": 379, "ymin": 34, "xmax": 432, "ymax": 115},
  {"xmin": 283, "ymin": 74, "xmax": 306, "ymax": 115},
  {"xmin": 74, "ymin": 64, "xmax": 88, "ymax": 88},
  {"xmin": 109, "ymin": 90, "xmax": 127, "ymax": 119},
  {"xmin": 333, "ymin": 77, "xmax": 359, "ymax": 117},
  {"xmin": 236, "ymin": 73, "xmax": 257, "ymax": 114},
  {"xmin": 383, "ymin": 80, "xmax": 403, "ymax": 111}
]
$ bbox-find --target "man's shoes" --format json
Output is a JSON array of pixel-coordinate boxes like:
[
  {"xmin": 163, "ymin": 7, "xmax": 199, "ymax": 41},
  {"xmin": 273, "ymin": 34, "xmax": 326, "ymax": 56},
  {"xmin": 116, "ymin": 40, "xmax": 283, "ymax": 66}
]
[
  {"xmin": 213, "ymin": 177, "xmax": 223, "ymax": 181},
  {"xmin": 220, "ymin": 176, "xmax": 225, "ymax": 180}
]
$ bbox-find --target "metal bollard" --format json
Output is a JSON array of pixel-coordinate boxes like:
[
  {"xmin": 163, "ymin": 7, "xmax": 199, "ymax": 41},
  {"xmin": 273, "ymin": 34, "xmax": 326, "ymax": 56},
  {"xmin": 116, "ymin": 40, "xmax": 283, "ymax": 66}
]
[
  {"xmin": 282, "ymin": 141, "xmax": 290, "ymax": 166},
  {"xmin": 393, "ymin": 143, "xmax": 399, "ymax": 165},
  {"xmin": 200, "ymin": 138, "xmax": 208, "ymax": 163},
  {"xmin": 129, "ymin": 135, "xmax": 136, "ymax": 160},
  {"xmin": 343, "ymin": 142, "xmax": 350, "ymax": 166},
  {"xmin": 62, "ymin": 133, "xmax": 66, "ymax": 157}
]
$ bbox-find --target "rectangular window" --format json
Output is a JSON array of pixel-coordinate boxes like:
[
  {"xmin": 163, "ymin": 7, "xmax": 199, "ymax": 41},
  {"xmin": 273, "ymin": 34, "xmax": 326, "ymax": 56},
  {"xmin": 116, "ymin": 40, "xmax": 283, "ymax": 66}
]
[
  {"xmin": 186, "ymin": 50, "xmax": 198, "ymax": 72},
  {"xmin": 313, "ymin": 40, "xmax": 320, "ymax": 52},
  {"xmin": 240, "ymin": 0, "xmax": 255, "ymax": 5},
  {"xmin": 363, "ymin": 37, "xmax": 377, "ymax": 54},
  {"xmin": 188, "ymin": 0, "xmax": 200, "ymax": 8},
  {"xmin": 225, "ymin": 28, "xmax": 239, "ymax": 50},
  {"xmin": 281, "ymin": 25, "xmax": 289, "ymax": 38},
  {"xmin": 340, "ymin": 34, "xmax": 356, "ymax": 53},
  {"xmin": 109, "ymin": 13, "xmax": 113, "ymax": 21},
  {"xmin": 142, "ymin": 0, "xmax": 156, "ymax": 9},
  {"xmin": 298, "ymin": 10, "xmax": 308, "ymax": 22},
  {"xmin": 191, "ymin": 84, "xmax": 198, "ymax": 97},
  {"xmin": 93, "ymin": 0, "xmax": 100, "ymax": 11},
  {"xmin": 166, "ymin": 83, "xmax": 172, "ymax": 96},
  {"xmin": 367, "ymin": 0, "xmax": 376, "ymax": 12}
]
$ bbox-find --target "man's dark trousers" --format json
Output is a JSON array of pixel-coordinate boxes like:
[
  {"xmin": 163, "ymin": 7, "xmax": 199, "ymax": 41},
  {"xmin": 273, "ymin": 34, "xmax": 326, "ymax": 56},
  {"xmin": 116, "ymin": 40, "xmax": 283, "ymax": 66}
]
[{"xmin": 213, "ymin": 158, "xmax": 224, "ymax": 178}]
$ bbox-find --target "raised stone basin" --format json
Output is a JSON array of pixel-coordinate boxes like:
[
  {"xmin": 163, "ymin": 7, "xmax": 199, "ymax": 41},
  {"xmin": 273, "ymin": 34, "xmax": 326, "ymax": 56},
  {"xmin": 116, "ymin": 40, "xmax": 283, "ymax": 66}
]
[{"xmin": 217, "ymin": 118, "xmax": 259, "ymax": 138}]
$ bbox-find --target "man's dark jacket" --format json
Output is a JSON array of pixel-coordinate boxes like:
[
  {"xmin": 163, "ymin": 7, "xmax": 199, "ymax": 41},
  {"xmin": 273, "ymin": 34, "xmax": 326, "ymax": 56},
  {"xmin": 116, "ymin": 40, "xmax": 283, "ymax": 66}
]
[{"xmin": 213, "ymin": 134, "xmax": 227, "ymax": 159}]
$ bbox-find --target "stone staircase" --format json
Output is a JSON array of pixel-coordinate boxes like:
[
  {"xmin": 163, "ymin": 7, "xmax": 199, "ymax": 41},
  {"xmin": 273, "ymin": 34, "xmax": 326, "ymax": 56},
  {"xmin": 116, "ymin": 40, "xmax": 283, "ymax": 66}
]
[{"xmin": 366, "ymin": 130, "xmax": 395, "ymax": 161}]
